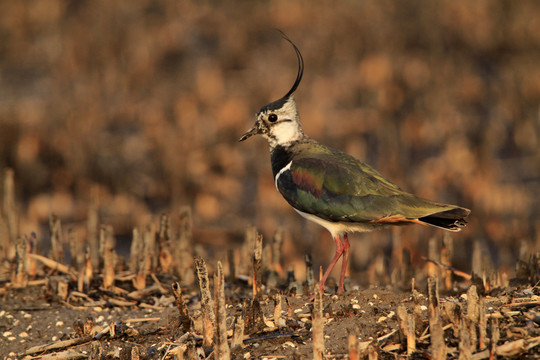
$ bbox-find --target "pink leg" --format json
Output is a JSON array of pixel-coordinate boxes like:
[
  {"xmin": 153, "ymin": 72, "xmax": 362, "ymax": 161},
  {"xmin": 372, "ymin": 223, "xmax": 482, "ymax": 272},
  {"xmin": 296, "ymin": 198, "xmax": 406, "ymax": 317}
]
[
  {"xmin": 338, "ymin": 234, "xmax": 350, "ymax": 294},
  {"xmin": 318, "ymin": 234, "xmax": 344, "ymax": 294}
]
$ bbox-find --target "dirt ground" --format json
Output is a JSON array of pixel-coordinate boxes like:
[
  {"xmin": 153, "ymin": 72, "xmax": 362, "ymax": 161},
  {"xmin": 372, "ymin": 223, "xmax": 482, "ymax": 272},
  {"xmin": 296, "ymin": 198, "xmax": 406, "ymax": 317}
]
[{"xmin": 2, "ymin": 268, "xmax": 540, "ymax": 359}]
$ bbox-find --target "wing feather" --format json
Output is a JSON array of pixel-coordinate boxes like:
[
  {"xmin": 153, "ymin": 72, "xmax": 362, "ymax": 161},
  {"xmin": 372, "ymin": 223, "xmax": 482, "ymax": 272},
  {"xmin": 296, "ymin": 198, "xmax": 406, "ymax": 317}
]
[{"xmin": 275, "ymin": 143, "xmax": 464, "ymax": 223}]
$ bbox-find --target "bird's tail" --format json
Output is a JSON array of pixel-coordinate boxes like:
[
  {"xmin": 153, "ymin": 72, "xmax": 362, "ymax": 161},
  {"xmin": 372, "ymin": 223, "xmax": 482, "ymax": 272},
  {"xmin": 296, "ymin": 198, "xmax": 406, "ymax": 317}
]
[{"xmin": 418, "ymin": 207, "xmax": 470, "ymax": 232}]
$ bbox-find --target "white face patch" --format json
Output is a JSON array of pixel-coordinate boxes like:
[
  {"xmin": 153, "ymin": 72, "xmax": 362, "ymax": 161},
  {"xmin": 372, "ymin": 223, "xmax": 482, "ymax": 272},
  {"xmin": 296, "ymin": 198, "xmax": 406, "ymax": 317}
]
[
  {"xmin": 270, "ymin": 121, "xmax": 303, "ymax": 144},
  {"xmin": 259, "ymin": 97, "xmax": 304, "ymax": 148}
]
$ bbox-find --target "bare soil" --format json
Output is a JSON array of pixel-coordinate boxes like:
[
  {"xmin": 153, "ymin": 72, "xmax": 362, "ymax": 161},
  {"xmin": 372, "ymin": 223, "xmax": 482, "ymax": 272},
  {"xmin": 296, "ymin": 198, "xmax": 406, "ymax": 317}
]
[{"xmin": 2, "ymin": 272, "xmax": 540, "ymax": 359}]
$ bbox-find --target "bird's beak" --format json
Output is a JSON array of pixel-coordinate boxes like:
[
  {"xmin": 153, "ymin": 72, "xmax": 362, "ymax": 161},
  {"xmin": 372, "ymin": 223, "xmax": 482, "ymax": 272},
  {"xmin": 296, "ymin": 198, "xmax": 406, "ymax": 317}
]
[{"xmin": 239, "ymin": 125, "xmax": 259, "ymax": 142}]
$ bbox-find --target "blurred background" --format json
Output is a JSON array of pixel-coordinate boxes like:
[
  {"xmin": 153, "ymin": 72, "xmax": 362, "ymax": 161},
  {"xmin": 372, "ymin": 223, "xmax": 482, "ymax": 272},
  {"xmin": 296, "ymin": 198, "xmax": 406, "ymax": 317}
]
[{"xmin": 0, "ymin": 0, "xmax": 539, "ymax": 283}]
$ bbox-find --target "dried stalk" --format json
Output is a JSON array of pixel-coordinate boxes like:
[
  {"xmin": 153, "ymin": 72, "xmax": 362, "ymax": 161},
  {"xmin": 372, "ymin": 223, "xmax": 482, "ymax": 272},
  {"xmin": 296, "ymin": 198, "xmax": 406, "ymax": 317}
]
[
  {"xmin": 242, "ymin": 226, "xmax": 257, "ymax": 276},
  {"xmin": 12, "ymin": 235, "xmax": 28, "ymax": 287},
  {"xmin": 441, "ymin": 233, "xmax": 454, "ymax": 290},
  {"xmin": 87, "ymin": 187, "xmax": 99, "ymax": 272},
  {"xmin": 158, "ymin": 213, "xmax": 173, "ymax": 273},
  {"xmin": 245, "ymin": 299, "xmax": 265, "ymax": 334},
  {"xmin": 143, "ymin": 224, "xmax": 156, "ymax": 273},
  {"xmin": 467, "ymin": 285, "xmax": 479, "ymax": 351},
  {"xmin": 172, "ymin": 282, "xmax": 193, "ymax": 332},
  {"xmin": 129, "ymin": 227, "xmax": 142, "ymax": 273},
  {"xmin": 472, "ymin": 335, "xmax": 540, "ymax": 359},
  {"xmin": 102, "ymin": 225, "xmax": 116, "ymax": 289},
  {"xmin": 68, "ymin": 228, "xmax": 85, "ymax": 271},
  {"xmin": 49, "ymin": 214, "xmax": 64, "ymax": 263},
  {"xmin": 273, "ymin": 293, "xmax": 282, "ymax": 328},
  {"xmin": 305, "ymin": 253, "xmax": 314, "ymax": 292},
  {"xmin": 397, "ymin": 304, "xmax": 416, "ymax": 354},
  {"xmin": 28, "ymin": 253, "xmax": 77, "ymax": 279},
  {"xmin": 79, "ymin": 250, "xmax": 92, "ymax": 292},
  {"xmin": 133, "ymin": 225, "xmax": 155, "ymax": 290},
  {"xmin": 232, "ymin": 315, "xmax": 245, "ymax": 349},
  {"xmin": 458, "ymin": 317, "xmax": 472, "ymax": 360},
  {"xmin": 428, "ymin": 276, "xmax": 445, "ymax": 360},
  {"xmin": 3, "ymin": 168, "xmax": 18, "ymax": 246},
  {"xmin": 177, "ymin": 206, "xmax": 194, "ymax": 284},
  {"xmin": 22, "ymin": 336, "xmax": 94, "ymax": 355},
  {"xmin": 195, "ymin": 256, "xmax": 215, "ymax": 346},
  {"xmin": 425, "ymin": 258, "xmax": 472, "ymax": 280},
  {"xmin": 27, "ymin": 232, "xmax": 37, "ymax": 276},
  {"xmin": 348, "ymin": 327, "xmax": 359, "ymax": 360},
  {"xmin": 427, "ymin": 237, "xmax": 440, "ymax": 280},
  {"xmin": 367, "ymin": 342, "xmax": 378, "ymax": 360},
  {"xmin": 400, "ymin": 248, "xmax": 413, "ymax": 290},
  {"xmin": 312, "ymin": 278, "xmax": 325, "ymax": 360},
  {"xmin": 214, "ymin": 261, "xmax": 230, "ymax": 360},
  {"xmin": 252, "ymin": 233, "xmax": 263, "ymax": 298}
]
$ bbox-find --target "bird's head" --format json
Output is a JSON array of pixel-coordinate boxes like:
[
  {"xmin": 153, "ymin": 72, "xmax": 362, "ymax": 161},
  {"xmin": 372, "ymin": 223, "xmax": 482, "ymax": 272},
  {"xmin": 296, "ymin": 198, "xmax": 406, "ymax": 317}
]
[{"xmin": 239, "ymin": 34, "xmax": 304, "ymax": 149}]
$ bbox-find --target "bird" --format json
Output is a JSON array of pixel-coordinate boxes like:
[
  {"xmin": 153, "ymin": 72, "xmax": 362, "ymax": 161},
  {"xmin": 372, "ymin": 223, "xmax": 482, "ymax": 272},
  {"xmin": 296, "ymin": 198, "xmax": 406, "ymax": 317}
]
[{"xmin": 239, "ymin": 34, "xmax": 470, "ymax": 295}]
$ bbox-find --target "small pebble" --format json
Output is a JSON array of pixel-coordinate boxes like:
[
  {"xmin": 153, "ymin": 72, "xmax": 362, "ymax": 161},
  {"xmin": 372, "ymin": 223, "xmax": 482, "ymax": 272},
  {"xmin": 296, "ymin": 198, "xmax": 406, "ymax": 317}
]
[
  {"xmin": 420, "ymin": 305, "xmax": 428, "ymax": 311},
  {"xmin": 387, "ymin": 310, "xmax": 395, "ymax": 318},
  {"xmin": 264, "ymin": 320, "xmax": 275, "ymax": 328},
  {"xmin": 19, "ymin": 332, "xmax": 29, "ymax": 338},
  {"xmin": 3, "ymin": 331, "xmax": 12, "ymax": 337},
  {"xmin": 352, "ymin": 304, "xmax": 361, "ymax": 310},
  {"xmin": 56, "ymin": 321, "xmax": 64, "ymax": 327}
]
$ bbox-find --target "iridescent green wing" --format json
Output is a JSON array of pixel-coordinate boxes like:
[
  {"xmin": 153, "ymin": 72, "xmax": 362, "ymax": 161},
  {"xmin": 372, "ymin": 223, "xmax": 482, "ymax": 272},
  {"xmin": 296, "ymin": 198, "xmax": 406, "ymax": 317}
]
[{"xmin": 276, "ymin": 144, "xmax": 458, "ymax": 222}]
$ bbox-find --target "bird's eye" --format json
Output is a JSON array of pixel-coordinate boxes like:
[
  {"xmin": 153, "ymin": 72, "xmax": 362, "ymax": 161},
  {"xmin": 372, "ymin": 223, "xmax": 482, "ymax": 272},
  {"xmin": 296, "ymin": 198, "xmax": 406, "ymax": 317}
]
[{"xmin": 268, "ymin": 113, "xmax": 278, "ymax": 122}]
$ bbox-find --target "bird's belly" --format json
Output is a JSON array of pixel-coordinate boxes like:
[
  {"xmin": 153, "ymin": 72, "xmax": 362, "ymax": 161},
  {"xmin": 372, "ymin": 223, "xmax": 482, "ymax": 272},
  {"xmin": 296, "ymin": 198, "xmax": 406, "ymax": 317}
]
[{"xmin": 294, "ymin": 209, "xmax": 377, "ymax": 236}]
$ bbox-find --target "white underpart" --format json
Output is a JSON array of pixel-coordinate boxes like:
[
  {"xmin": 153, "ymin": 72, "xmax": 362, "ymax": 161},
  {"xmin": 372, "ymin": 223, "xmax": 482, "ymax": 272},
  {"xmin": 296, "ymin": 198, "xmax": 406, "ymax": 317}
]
[
  {"xmin": 274, "ymin": 161, "xmax": 293, "ymax": 189},
  {"xmin": 294, "ymin": 209, "xmax": 376, "ymax": 238}
]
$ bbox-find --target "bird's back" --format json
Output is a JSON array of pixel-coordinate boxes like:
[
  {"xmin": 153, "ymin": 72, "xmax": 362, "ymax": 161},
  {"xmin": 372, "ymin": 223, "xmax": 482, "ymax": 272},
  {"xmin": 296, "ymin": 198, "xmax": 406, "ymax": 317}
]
[{"xmin": 273, "ymin": 139, "xmax": 470, "ymax": 230}]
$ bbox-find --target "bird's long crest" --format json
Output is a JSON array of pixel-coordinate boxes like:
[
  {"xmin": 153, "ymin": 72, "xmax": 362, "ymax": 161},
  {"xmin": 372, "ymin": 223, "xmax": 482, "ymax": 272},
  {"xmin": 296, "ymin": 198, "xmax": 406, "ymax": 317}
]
[{"xmin": 279, "ymin": 31, "xmax": 304, "ymax": 99}]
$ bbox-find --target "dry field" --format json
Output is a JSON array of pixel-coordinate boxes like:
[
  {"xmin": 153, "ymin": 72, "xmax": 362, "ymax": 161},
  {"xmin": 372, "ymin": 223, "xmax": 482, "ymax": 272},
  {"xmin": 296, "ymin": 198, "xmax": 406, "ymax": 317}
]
[{"xmin": 0, "ymin": 1, "xmax": 539, "ymax": 359}]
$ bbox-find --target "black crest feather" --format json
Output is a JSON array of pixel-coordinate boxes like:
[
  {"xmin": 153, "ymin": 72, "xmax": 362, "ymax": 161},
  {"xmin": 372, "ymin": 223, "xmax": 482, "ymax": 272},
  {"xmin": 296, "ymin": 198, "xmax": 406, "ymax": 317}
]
[
  {"xmin": 259, "ymin": 32, "xmax": 304, "ymax": 113},
  {"xmin": 279, "ymin": 31, "xmax": 304, "ymax": 99}
]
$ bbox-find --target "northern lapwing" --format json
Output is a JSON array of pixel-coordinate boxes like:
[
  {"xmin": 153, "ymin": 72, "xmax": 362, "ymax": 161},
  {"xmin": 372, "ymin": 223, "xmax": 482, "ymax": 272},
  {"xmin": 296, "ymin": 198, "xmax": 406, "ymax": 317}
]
[{"xmin": 239, "ymin": 35, "xmax": 470, "ymax": 295}]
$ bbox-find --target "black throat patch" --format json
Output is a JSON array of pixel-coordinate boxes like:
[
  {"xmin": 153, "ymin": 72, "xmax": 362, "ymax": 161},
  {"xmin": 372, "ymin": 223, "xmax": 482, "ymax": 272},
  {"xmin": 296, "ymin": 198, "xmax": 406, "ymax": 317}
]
[{"xmin": 270, "ymin": 145, "xmax": 294, "ymax": 177}]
